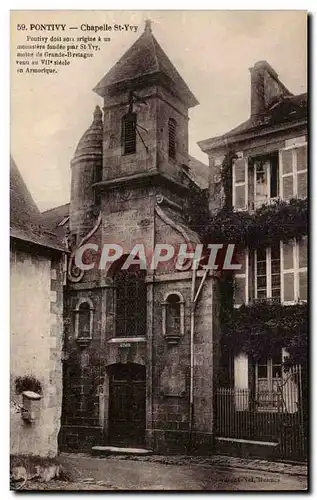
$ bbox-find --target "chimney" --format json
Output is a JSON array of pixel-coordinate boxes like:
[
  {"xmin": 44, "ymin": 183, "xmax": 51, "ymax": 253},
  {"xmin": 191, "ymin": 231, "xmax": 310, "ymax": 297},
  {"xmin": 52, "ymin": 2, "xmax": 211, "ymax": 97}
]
[{"xmin": 249, "ymin": 61, "xmax": 279, "ymax": 119}]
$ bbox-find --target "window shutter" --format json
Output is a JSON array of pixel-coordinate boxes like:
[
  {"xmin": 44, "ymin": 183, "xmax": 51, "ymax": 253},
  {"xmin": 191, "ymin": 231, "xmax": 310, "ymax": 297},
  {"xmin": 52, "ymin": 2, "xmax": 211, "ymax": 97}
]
[
  {"xmin": 281, "ymin": 240, "xmax": 295, "ymax": 303},
  {"xmin": 233, "ymin": 153, "xmax": 248, "ymax": 210},
  {"xmin": 295, "ymin": 144, "xmax": 307, "ymax": 199},
  {"xmin": 234, "ymin": 248, "xmax": 248, "ymax": 306},
  {"xmin": 122, "ymin": 113, "xmax": 137, "ymax": 155},
  {"xmin": 279, "ymin": 148, "xmax": 294, "ymax": 200},
  {"xmin": 168, "ymin": 118, "xmax": 177, "ymax": 159},
  {"xmin": 234, "ymin": 352, "xmax": 249, "ymax": 410},
  {"xmin": 298, "ymin": 237, "xmax": 307, "ymax": 301}
]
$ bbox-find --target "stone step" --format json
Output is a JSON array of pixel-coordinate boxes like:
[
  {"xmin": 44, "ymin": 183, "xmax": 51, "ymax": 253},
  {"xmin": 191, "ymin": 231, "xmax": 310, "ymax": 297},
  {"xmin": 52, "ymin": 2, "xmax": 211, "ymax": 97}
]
[
  {"xmin": 215, "ymin": 436, "xmax": 279, "ymax": 460},
  {"xmin": 91, "ymin": 446, "xmax": 153, "ymax": 457}
]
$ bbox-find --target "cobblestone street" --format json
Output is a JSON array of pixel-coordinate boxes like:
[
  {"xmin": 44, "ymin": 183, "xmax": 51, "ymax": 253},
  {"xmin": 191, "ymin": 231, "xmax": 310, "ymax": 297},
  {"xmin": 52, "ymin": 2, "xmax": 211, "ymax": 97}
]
[{"xmin": 38, "ymin": 453, "xmax": 307, "ymax": 491}]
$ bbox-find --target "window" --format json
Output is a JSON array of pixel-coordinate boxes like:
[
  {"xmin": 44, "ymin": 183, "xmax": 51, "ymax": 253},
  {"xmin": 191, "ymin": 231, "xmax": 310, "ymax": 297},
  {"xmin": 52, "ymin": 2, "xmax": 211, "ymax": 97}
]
[
  {"xmin": 74, "ymin": 298, "xmax": 94, "ymax": 340},
  {"xmin": 255, "ymin": 244, "xmax": 281, "ymax": 300},
  {"xmin": 162, "ymin": 292, "xmax": 185, "ymax": 343},
  {"xmin": 114, "ymin": 266, "xmax": 146, "ymax": 338},
  {"xmin": 281, "ymin": 237, "xmax": 307, "ymax": 303},
  {"xmin": 252, "ymin": 153, "xmax": 279, "ymax": 208},
  {"xmin": 233, "ymin": 350, "xmax": 299, "ymax": 413},
  {"xmin": 279, "ymin": 142, "xmax": 307, "ymax": 200},
  {"xmin": 122, "ymin": 113, "xmax": 137, "ymax": 155},
  {"xmin": 234, "ymin": 239, "xmax": 307, "ymax": 306},
  {"xmin": 255, "ymin": 353, "xmax": 282, "ymax": 411},
  {"xmin": 232, "ymin": 139, "xmax": 307, "ymax": 211},
  {"xmin": 168, "ymin": 118, "xmax": 176, "ymax": 159}
]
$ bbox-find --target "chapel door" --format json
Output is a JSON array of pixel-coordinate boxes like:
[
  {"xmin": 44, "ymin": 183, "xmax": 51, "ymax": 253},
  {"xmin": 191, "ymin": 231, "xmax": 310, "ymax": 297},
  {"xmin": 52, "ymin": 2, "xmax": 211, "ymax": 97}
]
[{"xmin": 108, "ymin": 363, "xmax": 146, "ymax": 447}]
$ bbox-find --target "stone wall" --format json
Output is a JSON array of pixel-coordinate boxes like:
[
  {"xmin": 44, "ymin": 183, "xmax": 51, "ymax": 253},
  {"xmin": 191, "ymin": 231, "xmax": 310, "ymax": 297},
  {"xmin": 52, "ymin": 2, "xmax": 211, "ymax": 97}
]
[
  {"xmin": 10, "ymin": 242, "xmax": 64, "ymax": 457},
  {"xmin": 150, "ymin": 272, "xmax": 218, "ymax": 454}
]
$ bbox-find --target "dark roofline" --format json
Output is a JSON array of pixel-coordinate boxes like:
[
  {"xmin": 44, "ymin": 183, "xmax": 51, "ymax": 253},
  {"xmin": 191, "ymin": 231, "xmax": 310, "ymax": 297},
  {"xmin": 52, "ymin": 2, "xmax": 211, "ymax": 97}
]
[
  {"xmin": 10, "ymin": 228, "xmax": 68, "ymax": 253},
  {"xmin": 198, "ymin": 116, "xmax": 307, "ymax": 153},
  {"xmin": 199, "ymin": 93, "xmax": 307, "ymax": 153}
]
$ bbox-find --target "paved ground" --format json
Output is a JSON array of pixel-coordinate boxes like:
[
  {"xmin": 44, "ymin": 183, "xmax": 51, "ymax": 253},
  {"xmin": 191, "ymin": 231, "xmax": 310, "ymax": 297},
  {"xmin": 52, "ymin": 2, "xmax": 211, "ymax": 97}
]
[{"xmin": 52, "ymin": 453, "xmax": 308, "ymax": 491}]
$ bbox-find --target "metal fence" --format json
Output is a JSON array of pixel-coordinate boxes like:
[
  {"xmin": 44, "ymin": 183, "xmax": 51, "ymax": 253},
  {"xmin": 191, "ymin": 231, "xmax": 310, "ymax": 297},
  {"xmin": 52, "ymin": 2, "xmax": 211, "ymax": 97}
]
[{"xmin": 215, "ymin": 368, "xmax": 307, "ymax": 460}]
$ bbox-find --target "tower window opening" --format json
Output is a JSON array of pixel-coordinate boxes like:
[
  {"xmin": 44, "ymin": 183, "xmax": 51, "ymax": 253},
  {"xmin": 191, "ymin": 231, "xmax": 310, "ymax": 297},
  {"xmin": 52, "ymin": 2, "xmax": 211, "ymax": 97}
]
[
  {"xmin": 168, "ymin": 118, "xmax": 177, "ymax": 159},
  {"xmin": 114, "ymin": 265, "xmax": 146, "ymax": 338},
  {"xmin": 122, "ymin": 113, "xmax": 137, "ymax": 155}
]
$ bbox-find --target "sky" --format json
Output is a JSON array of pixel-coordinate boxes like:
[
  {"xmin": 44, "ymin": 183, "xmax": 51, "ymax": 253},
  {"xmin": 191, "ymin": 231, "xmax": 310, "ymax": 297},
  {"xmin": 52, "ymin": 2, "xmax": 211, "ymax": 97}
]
[{"xmin": 11, "ymin": 10, "xmax": 307, "ymax": 211}]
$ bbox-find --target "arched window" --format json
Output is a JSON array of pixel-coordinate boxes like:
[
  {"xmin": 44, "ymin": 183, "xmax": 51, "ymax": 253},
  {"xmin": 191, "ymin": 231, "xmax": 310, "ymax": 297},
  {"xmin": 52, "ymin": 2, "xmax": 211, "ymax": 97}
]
[
  {"xmin": 122, "ymin": 113, "xmax": 137, "ymax": 155},
  {"xmin": 162, "ymin": 292, "xmax": 185, "ymax": 344},
  {"xmin": 74, "ymin": 298, "xmax": 94, "ymax": 340},
  {"xmin": 114, "ymin": 265, "xmax": 146, "ymax": 338},
  {"xmin": 168, "ymin": 118, "xmax": 177, "ymax": 159}
]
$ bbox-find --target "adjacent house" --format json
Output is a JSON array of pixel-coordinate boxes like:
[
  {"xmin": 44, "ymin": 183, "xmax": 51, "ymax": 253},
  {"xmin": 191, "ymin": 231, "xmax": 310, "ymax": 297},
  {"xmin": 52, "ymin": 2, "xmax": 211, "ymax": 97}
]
[
  {"xmin": 199, "ymin": 60, "xmax": 308, "ymax": 459},
  {"xmin": 10, "ymin": 158, "xmax": 67, "ymax": 457}
]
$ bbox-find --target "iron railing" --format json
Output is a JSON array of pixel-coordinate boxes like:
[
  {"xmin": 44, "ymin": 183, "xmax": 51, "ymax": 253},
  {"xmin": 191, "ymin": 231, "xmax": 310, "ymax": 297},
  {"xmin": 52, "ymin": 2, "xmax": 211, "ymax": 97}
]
[{"xmin": 215, "ymin": 368, "xmax": 307, "ymax": 459}]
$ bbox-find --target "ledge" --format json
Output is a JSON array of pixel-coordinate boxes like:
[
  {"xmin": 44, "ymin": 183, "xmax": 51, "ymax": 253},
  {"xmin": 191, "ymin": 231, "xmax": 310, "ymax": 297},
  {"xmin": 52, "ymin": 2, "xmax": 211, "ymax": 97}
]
[{"xmin": 107, "ymin": 337, "xmax": 147, "ymax": 344}]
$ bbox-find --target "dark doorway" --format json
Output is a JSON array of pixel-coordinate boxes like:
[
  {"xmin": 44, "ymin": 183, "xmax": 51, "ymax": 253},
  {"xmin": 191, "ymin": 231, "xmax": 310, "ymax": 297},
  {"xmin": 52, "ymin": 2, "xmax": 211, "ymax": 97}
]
[{"xmin": 108, "ymin": 363, "xmax": 146, "ymax": 447}]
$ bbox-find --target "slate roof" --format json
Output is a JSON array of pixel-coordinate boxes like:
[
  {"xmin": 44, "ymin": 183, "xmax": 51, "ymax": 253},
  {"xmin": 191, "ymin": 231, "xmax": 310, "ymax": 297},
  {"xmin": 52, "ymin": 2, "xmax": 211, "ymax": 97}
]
[
  {"xmin": 42, "ymin": 202, "xmax": 70, "ymax": 241},
  {"xmin": 10, "ymin": 157, "xmax": 67, "ymax": 252},
  {"xmin": 93, "ymin": 22, "xmax": 198, "ymax": 108},
  {"xmin": 199, "ymin": 92, "xmax": 307, "ymax": 151}
]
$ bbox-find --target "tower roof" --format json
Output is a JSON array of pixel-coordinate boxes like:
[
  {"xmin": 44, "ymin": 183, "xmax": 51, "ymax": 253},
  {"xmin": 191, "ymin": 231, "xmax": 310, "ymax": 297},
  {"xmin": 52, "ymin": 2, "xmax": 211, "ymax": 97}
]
[
  {"xmin": 93, "ymin": 21, "xmax": 198, "ymax": 108},
  {"xmin": 73, "ymin": 106, "xmax": 103, "ymax": 160}
]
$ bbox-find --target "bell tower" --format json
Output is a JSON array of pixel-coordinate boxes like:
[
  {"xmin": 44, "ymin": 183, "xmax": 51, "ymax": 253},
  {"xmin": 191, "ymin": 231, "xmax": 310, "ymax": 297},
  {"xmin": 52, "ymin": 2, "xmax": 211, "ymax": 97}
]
[{"xmin": 93, "ymin": 20, "xmax": 198, "ymax": 192}]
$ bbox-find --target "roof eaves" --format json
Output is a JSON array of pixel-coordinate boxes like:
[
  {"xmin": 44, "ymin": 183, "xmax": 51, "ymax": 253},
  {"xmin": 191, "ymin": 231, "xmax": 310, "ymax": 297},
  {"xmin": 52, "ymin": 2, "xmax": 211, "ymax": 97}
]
[{"xmin": 198, "ymin": 117, "xmax": 308, "ymax": 153}]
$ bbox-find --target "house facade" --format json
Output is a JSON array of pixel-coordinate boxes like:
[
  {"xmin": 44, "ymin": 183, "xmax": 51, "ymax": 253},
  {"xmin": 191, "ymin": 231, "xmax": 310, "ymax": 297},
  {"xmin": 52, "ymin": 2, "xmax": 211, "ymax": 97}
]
[
  {"xmin": 199, "ymin": 60, "xmax": 308, "ymax": 459},
  {"xmin": 10, "ymin": 158, "xmax": 66, "ymax": 458}
]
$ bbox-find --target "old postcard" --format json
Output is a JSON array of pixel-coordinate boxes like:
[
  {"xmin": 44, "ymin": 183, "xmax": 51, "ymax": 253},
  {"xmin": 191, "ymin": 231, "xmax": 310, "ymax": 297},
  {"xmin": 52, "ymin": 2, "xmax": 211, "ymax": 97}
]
[{"xmin": 10, "ymin": 10, "xmax": 308, "ymax": 491}]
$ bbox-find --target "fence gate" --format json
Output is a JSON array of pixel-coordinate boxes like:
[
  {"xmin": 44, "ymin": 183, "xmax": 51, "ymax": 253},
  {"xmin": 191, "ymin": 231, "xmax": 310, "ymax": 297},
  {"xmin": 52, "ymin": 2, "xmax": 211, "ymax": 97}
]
[{"xmin": 216, "ymin": 366, "xmax": 307, "ymax": 460}]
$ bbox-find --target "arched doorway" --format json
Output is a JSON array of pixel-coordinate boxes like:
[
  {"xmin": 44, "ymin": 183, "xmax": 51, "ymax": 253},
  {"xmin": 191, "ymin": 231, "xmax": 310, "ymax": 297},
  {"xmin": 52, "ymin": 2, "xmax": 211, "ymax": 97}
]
[{"xmin": 108, "ymin": 363, "xmax": 146, "ymax": 447}]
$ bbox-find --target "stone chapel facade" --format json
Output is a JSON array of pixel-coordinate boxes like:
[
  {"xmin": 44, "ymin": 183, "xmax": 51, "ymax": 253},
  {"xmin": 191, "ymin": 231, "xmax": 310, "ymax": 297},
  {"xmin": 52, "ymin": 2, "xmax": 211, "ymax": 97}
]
[{"xmin": 45, "ymin": 21, "xmax": 219, "ymax": 454}]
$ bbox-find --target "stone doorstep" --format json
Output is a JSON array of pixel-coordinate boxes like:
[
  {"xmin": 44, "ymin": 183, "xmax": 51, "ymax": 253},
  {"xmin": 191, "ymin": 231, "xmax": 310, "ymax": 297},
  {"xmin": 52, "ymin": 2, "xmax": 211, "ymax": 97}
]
[
  {"xmin": 216, "ymin": 437, "xmax": 279, "ymax": 447},
  {"xmin": 91, "ymin": 446, "xmax": 153, "ymax": 456}
]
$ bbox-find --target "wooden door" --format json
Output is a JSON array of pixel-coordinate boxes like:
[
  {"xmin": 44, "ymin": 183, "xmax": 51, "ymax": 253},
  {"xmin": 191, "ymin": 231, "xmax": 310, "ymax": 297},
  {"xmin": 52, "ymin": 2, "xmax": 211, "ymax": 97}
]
[{"xmin": 108, "ymin": 364, "xmax": 146, "ymax": 447}]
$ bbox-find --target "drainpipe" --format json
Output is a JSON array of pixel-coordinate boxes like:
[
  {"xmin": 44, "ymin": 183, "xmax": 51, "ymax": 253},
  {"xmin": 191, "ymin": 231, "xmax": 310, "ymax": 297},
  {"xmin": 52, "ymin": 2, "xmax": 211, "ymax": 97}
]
[
  {"xmin": 188, "ymin": 266, "xmax": 196, "ymax": 453},
  {"xmin": 188, "ymin": 268, "xmax": 209, "ymax": 454}
]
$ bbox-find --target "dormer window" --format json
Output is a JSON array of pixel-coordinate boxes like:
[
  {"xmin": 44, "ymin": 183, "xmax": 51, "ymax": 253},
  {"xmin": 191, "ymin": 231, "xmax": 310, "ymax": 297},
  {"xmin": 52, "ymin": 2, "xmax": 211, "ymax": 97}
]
[
  {"xmin": 168, "ymin": 118, "xmax": 176, "ymax": 159},
  {"xmin": 122, "ymin": 113, "xmax": 137, "ymax": 155}
]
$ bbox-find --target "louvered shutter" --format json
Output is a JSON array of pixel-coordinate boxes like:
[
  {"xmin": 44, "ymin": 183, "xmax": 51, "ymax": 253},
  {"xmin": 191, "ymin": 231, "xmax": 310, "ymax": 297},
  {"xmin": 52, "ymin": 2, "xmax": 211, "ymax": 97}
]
[
  {"xmin": 168, "ymin": 118, "xmax": 176, "ymax": 159},
  {"xmin": 281, "ymin": 240, "xmax": 295, "ymax": 303},
  {"xmin": 234, "ymin": 248, "xmax": 249, "ymax": 306},
  {"xmin": 233, "ymin": 153, "xmax": 248, "ymax": 210},
  {"xmin": 295, "ymin": 144, "xmax": 307, "ymax": 199},
  {"xmin": 123, "ymin": 113, "xmax": 137, "ymax": 154},
  {"xmin": 298, "ymin": 237, "xmax": 307, "ymax": 301},
  {"xmin": 279, "ymin": 148, "xmax": 294, "ymax": 200}
]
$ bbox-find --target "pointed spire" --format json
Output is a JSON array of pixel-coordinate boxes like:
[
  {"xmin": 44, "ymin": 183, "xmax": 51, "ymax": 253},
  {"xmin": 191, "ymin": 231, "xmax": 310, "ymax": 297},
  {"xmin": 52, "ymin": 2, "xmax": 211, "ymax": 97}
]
[
  {"xmin": 144, "ymin": 19, "xmax": 152, "ymax": 35},
  {"xmin": 93, "ymin": 105, "xmax": 102, "ymax": 123}
]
